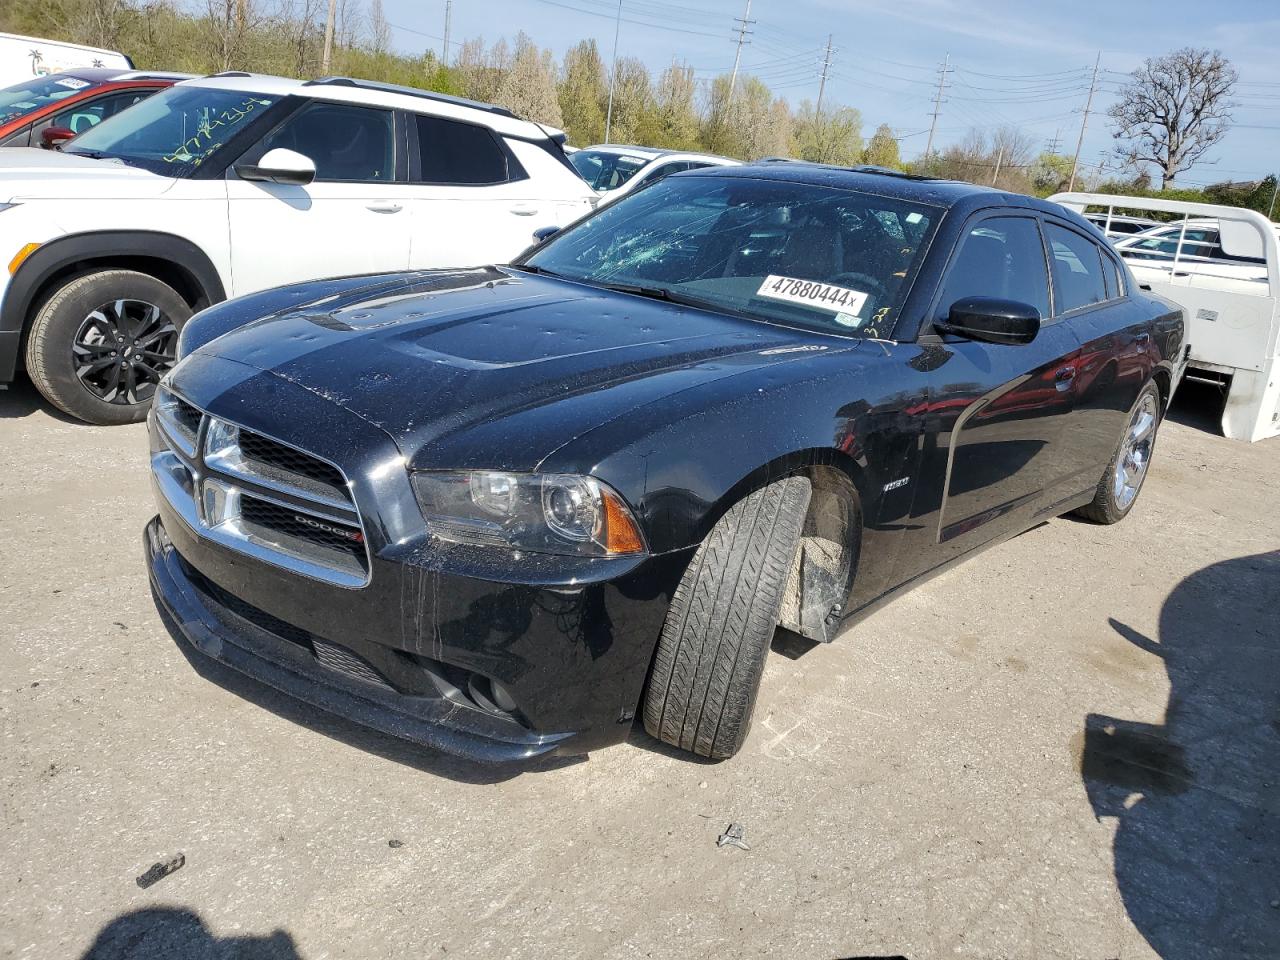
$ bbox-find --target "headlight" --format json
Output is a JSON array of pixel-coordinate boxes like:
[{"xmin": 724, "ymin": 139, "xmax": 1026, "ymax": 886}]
[{"xmin": 412, "ymin": 470, "xmax": 645, "ymax": 557}]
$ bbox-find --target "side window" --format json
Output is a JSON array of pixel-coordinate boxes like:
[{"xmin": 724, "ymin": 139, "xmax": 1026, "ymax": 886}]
[
  {"xmin": 262, "ymin": 102, "xmax": 394, "ymax": 183},
  {"xmin": 1045, "ymin": 223, "xmax": 1107, "ymax": 314},
  {"xmin": 937, "ymin": 217, "xmax": 1050, "ymax": 320},
  {"xmin": 414, "ymin": 114, "xmax": 509, "ymax": 185},
  {"xmin": 634, "ymin": 161, "xmax": 683, "ymax": 188},
  {"xmin": 1101, "ymin": 254, "xmax": 1123, "ymax": 299},
  {"xmin": 53, "ymin": 90, "xmax": 153, "ymax": 133}
]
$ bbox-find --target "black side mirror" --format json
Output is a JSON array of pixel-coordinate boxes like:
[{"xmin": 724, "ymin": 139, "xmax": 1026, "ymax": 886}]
[
  {"xmin": 531, "ymin": 225, "xmax": 560, "ymax": 244},
  {"xmin": 938, "ymin": 297, "xmax": 1040, "ymax": 346}
]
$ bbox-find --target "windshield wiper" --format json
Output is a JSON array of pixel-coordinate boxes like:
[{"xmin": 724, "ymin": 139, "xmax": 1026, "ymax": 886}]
[
  {"xmin": 594, "ymin": 282, "xmax": 731, "ymax": 315},
  {"xmin": 508, "ymin": 263, "xmax": 570, "ymax": 281}
]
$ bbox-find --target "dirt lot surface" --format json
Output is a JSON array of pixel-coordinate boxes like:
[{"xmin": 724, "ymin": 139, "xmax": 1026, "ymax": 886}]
[{"xmin": 2, "ymin": 378, "xmax": 1277, "ymax": 960}]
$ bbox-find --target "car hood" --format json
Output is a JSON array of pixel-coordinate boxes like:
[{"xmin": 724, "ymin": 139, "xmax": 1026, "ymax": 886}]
[
  {"xmin": 0, "ymin": 147, "xmax": 174, "ymax": 201},
  {"xmin": 191, "ymin": 267, "xmax": 849, "ymax": 471}
]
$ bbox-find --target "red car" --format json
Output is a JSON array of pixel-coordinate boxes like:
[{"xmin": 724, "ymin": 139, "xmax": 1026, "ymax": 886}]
[{"xmin": 0, "ymin": 68, "xmax": 192, "ymax": 149}]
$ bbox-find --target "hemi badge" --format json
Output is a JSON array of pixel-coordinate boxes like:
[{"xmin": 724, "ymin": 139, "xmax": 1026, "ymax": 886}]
[{"xmin": 883, "ymin": 477, "xmax": 909, "ymax": 492}]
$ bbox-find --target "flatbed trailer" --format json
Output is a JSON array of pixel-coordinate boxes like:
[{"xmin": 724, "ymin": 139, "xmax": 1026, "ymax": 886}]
[{"xmin": 1051, "ymin": 193, "xmax": 1280, "ymax": 442}]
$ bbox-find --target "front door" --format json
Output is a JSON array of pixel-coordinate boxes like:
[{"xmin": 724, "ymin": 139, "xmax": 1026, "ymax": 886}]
[
  {"xmin": 226, "ymin": 100, "xmax": 412, "ymax": 296},
  {"xmin": 921, "ymin": 214, "xmax": 1082, "ymax": 565}
]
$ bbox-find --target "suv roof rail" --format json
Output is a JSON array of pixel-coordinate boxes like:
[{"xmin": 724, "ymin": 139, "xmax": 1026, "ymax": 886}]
[
  {"xmin": 304, "ymin": 76, "xmax": 518, "ymax": 120},
  {"xmin": 209, "ymin": 71, "xmax": 253, "ymax": 77}
]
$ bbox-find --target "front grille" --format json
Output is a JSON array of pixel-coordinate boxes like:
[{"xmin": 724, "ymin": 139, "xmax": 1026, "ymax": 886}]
[
  {"xmin": 240, "ymin": 496, "xmax": 365, "ymax": 562},
  {"xmin": 239, "ymin": 431, "xmax": 348, "ymax": 491},
  {"xmin": 173, "ymin": 397, "xmax": 203, "ymax": 438},
  {"xmin": 152, "ymin": 391, "xmax": 370, "ymax": 588}
]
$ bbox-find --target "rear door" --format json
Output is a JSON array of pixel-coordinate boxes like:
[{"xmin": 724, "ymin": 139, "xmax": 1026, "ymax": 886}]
[
  {"xmin": 226, "ymin": 99, "xmax": 413, "ymax": 294},
  {"xmin": 1042, "ymin": 220, "xmax": 1151, "ymax": 485},
  {"xmin": 403, "ymin": 112, "xmax": 560, "ymax": 268},
  {"xmin": 925, "ymin": 214, "xmax": 1083, "ymax": 561}
]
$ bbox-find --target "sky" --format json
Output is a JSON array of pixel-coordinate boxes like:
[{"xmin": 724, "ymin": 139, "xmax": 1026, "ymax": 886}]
[{"xmin": 382, "ymin": 0, "xmax": 1280, "ymax": 185}]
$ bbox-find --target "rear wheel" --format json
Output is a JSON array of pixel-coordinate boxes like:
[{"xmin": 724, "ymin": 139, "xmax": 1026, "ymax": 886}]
[
  {"xmin": 1074, "ymin": 381, "xmax": 1162, "ymax": 524},
  {"xmin": 25, "ymin": 269, "xmax": 190, "ymax": 425},
  {"xmin": 642, "ymin": 476, "xmax": 812, "ymax": 760}
]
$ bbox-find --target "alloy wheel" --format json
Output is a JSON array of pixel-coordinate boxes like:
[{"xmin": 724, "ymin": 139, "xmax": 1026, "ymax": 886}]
[
  {"xmin": 72, "ymin": 299, "xmax": 178, "ymax": 406},
  {"xmin": 1114, "ymin": 392, "xmax": 1158, "ymax": 510}
]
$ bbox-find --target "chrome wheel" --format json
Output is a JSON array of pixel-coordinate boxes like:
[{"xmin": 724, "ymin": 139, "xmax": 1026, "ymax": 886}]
[
  {"xmin": 73, "ymin": 299, "xmax": 178, "ymax": 405},
  {"xmin": 1114, "ymin": 392, "xmax": 1158, "ymax": 510}
]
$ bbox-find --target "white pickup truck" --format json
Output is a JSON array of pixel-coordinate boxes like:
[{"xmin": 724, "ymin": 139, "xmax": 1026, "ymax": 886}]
[{"xmin": 1051, "ymin": 193, "xmax": 1280, "ymax": 442}]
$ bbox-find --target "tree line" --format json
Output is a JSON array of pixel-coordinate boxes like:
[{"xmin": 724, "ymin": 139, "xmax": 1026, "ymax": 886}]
[{"xmin": 2, "ymin": 0, "xmax": 1273, "ymax": 215}]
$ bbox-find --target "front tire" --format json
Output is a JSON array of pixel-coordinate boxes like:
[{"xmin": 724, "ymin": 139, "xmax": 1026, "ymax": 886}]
[
  {"xmin": 1074, "ymin": 381, "xmax": 1162, "ymax": 524},
  {"xmin": 642, "ymin": 476, "xmax": 812, "ymax": 760},
  {"xmin": 25, "ymin": 269, "xmax": 190, "ymax": 425}
]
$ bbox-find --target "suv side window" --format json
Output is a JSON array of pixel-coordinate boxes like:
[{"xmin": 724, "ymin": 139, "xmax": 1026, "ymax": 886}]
[
  {"xmin": 261, "ymin": 101, "xmax": 395, "ymax": 182},
  {"xmin": 413, "ymin": 113, "xmax": 510, "ymax": 185},
  {"xmin": 937, "ymin": 216, "xmax": 1050, "ymax": 321},
  {"xmin": 1045, "ymin": 223, "xmax": 1106, "ymax": 314}
]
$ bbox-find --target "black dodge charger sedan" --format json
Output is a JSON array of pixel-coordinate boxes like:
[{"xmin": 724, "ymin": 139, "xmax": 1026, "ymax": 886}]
[{"xmin": 145, "ymin": 164, "xmax": 1186, "ymax": 761}]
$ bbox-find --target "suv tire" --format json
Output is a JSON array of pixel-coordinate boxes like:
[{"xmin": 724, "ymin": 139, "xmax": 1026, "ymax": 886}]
[
  {"xmin": 642, "ymin": 475, "xmax": 812, "ymax": 759},
  {"xmin": 26, "ymin": 269, "xmax": 191, "ymax": 425}
]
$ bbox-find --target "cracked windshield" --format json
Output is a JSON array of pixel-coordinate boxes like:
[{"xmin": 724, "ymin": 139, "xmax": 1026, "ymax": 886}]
[
  {"xmin": 64, "ymin": 85, "xmax": 276, "ymax": 175},
  {"xmin": 525, "ymin": 175, "xmax": 940, "ymax": 339}
]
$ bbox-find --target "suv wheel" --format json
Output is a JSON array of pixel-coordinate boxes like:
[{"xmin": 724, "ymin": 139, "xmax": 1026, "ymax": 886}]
[{"xmin": 26, "ymin": 270, "xmax": 191, "ymax": 425}]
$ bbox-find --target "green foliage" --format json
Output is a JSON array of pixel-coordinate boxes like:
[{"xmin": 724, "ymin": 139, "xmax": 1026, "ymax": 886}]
[
  {"xmin": 861, "ymin": 124, "xmax": 900, "ymax": 169},
  {"xmin": 1093, "ymin": 175, "xmax": 1280, "ymax": 222}
]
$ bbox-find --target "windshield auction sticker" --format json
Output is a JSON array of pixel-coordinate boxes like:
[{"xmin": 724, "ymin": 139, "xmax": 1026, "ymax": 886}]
[{"xmin": 756, "ymin": 275, "xmax": 869, "ymax": 317}]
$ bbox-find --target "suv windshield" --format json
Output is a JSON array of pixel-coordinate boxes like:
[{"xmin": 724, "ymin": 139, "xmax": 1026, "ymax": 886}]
[
  {"xmin": 570, "ymin": 149, "xmax": 650, "ymax": 191},
  {"xmin": 65, "ymin": 85, "xmax": 276, "ymax": 175},
  {"xmin": 525, "ymin": 175, "xmax": 940, "ymax": 339},
  {"xmin": 0, "ymin": 74, "xmax": 103, "ymax": 125}
]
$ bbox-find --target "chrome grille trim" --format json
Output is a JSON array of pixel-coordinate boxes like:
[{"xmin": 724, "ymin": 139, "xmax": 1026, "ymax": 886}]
[{"xmin": 150, "ymin": 392, "xmax": 371, "ymax": 589}]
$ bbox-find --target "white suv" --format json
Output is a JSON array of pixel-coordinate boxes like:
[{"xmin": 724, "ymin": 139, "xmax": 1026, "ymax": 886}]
[{"xmin": 0, "ymin": 73, "xmax": 595, "ymax": 423}]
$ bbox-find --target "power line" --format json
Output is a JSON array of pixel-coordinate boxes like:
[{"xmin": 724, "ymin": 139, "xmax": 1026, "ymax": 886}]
[
  {"xmin": 726, "ymin": 0, "xmax": 755, "ymax": 109},
  {"xmin": 924, "ymin": 52, "xmax": 952, "ymax": 157},
  {"xmin": 815, "ymin": 34, "xmax": 833, "ymax": 116},
  {"xmin": 1067, "ymin": 52, "xmax": 1101, "ymax": 193}
]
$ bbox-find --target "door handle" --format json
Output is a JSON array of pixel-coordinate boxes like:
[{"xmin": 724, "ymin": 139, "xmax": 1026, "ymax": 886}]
[
  {"xmin": 1054, "ymin": 365, "xmax": 1077, "ymax": 392},
  {"xmin": 366, "ymin": 202, "xmax": 402, "ymax": 213},
  {"xmin": 510, "ymin": 204, "xmax": 539, "ymax": 216}
]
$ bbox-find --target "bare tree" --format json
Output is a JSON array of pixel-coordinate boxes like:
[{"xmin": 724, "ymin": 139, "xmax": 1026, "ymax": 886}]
[
  {"xmin": 367, "ymin": 0, "xmax": 390, "ymax": 55},
  {"xmin": 206, "ymin": 0, "xmax": 256, "ymax": 71},
  {"xmin": 1108, "ymin": 48, "xmax": 1237, "ymax": 189}
]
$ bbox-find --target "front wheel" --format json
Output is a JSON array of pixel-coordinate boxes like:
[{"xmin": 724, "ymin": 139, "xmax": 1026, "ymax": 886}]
[
  {"xmin": 642, "ymin": 476, "xmax": 812, "ymax": 760},
  {"xmin": 25, "ymin": 269, "xmax": 190, "ymax": 425},
  {"xmin": 1074, "ymin": 381, "xmax": 1162, "ymax": 524}
]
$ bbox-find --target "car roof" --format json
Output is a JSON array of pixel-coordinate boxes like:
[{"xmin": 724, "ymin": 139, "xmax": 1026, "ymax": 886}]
[
  {"xmin": 175, "ymin": 72, "xmax": 553, "ymax": 140},
  {"xmin": 682, "ymin": 161, "xmax": 1028, "ymax": 210},
  {"xmin": 578, "ymin": 144, "xmax": 667, "ymax": 158}
]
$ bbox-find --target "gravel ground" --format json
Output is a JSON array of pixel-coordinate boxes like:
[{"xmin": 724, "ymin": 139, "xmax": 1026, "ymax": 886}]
[{"xmin": 1, "ymin": 377, "xmax": 1277, "ymax": 960}]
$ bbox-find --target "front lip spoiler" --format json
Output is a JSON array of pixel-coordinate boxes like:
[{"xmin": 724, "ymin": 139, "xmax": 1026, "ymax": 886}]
[{"xmin": 144, "ymin": 516, "xmax": 574, "ymax": 763}]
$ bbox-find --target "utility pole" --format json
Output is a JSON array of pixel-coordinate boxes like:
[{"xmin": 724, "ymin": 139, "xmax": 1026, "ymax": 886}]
[
  {"xmin": 726, "ymin": 0, "xmax": 754, "ymax": 111},
  {"xmin": 321, "ymin": 0, "xmax": 337, "ymax": 73},
  {"xmin": 441, "ymin": 0, "xmax": 452, "ymax": 66},
  {"xmin": 1067, "ymin": 52, "xmax": 1101, "ymax": 193},
  {"xmin": 923, "ymin": 52, "xmax": 951, "ymax": 159},
  {"xmin": 991, "ymin": 144, "xmax": 1004, "ymax": 185},
  {"xmin": 815, "ymin": 34, "xmax": 833, "ymax": 117},
  {"xmin": 1045, "ymin": 128, "xmax": 1062, "ymax": 155},
  {"xmin": 604, "ymin": 0, "xmax": 623, "ymax": 143}
]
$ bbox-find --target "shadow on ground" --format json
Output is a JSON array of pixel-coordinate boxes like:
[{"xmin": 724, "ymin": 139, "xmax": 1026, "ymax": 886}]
[
  {"xmin": 0, "ymin": 373, "xmax": 93, "ymax": 424},
  {"xmin": 1082, "ymin": 550, "xmax": 1280, "ymax": 959},
  {"xmin": 1165, "ymin": 379, "xmax": 1226, "ymax": 435},
  {"xmin": 81, "ymin": 907, "xmax": 299, "ymax": 959}
]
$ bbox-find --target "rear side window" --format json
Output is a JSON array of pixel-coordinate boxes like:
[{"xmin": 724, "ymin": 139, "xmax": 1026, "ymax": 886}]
[
  {"xmin": 414, "ymin": 114, "xmax": 509, "ymax": 185},
  {"xmin": 53, "ymin": 89, "xmax": 155, "ymax": 134},
  {"xmin": 937, "ymin": 217, "xmax": 1050, "ymax": 321},
  {"xmin": 262, "ymin": 101, "xmax": 395, "ymax": 182},
  {"xmin": 1045, "ymin": 224, "xmax": 1107, "ymax": 314}
]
